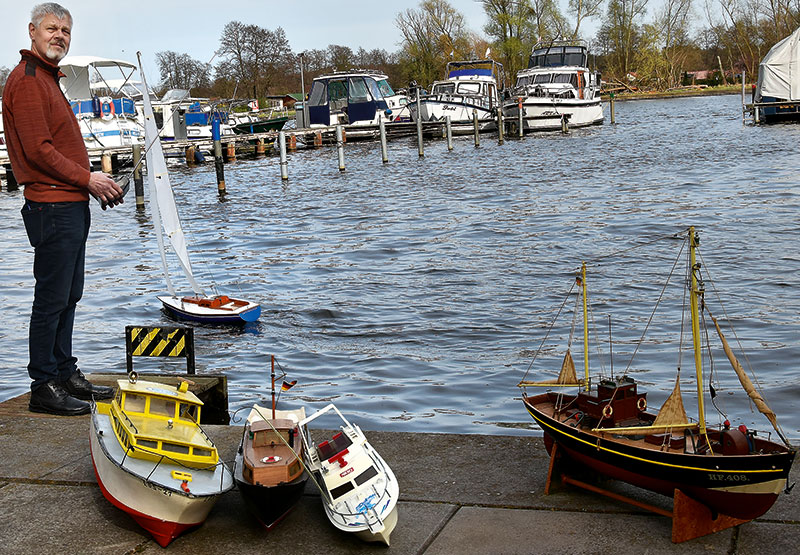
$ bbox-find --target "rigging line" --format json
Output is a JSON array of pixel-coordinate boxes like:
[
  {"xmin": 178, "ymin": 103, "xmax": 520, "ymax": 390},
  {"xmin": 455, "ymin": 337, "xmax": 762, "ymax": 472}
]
[
  {"xmin": 623, "ymin": 236, "xmax": 687, "ymax": 375},
  {"xmin": 519, "ymin": 278, "xmax": 578, "ymax": 384}
]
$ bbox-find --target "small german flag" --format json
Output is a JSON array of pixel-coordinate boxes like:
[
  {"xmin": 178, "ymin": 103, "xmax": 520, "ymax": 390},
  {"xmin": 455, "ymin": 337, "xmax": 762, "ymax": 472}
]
[{"xmin": 281, "ymin": 380, "xmax": 297, "ymax": 391}]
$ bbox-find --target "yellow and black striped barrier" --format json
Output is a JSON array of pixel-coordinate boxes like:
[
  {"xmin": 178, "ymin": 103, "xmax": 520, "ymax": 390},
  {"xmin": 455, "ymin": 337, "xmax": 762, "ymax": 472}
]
[{"xmin": 125, "ymin": 325, "xmax": 196, "ymax": 374}]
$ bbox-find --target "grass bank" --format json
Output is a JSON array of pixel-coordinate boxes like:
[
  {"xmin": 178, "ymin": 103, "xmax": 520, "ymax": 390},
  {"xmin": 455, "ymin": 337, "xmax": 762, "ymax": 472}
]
[{"xmin": 602, "ymin": 84, "xmax": 744, "ymax": 101}]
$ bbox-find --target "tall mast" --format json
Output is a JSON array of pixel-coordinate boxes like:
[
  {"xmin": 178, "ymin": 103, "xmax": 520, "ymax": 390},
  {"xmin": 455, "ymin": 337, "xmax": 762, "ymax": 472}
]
[
  {"xmin": 581, "ymin": 262, "xmax": 589, "ymax": 391},
  {"xmin": 688, "ymin": 227, "xmax": 707, "ymax": 435},
  {"xmin": 270, "ymin": 355, "xmax": 276, "ymax": 419}
]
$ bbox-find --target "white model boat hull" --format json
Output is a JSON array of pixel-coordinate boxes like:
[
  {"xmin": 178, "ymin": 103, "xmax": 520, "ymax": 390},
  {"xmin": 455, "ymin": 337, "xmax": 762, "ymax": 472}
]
[
  {"xmin": 158, "ymin": 295, "xmax": 261, "ymax": 323},
  {"xmin": 89, "ymin": 407, "xmax": 232, "ymax": 546}
]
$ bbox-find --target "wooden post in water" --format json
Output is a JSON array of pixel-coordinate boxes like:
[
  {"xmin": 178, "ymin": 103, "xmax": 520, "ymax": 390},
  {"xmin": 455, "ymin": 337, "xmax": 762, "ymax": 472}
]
[
  {"xmin": 185, "ymin": 145, "xmax": 195, "ymax": 166},
  {"xmin": 741, "ymin": 70, "xmax": 746, "ymax": 124},
  {"xmin": 517, "ymin": 97, "xmax": 524, "ymax": 139},
  {"xmin": 379, "ymin": 118, "xmax": 388, "ymax": 163},
  {"xmin": 278, "ymin": 131, "xmax": 288, "ymax": 180},
  {"xmin": 256, "ymin": 138, "xmax": 265, "ymax": 157},
  {"xmin": 416, "ymin": 92, "xmax": 424, "ymax": 157},
  {"xmin": 314, "ymin": 130, "xmax": 323, "ymax": 147},
  {"xmin": 101, "ymin": 152, "xmax": 113, "ymax": 173},
  {"xmin": 212, "ymin": 118, "xmax": 226, "ymax": 194},
  {"xmin": 133, "ymin": 144, "xmax": 144, "ymax": 208},
  {"xmin": 226, "ymin": 142, "xmax": 236, "ymax": 161},
  {"xmin": 288, "ymin": 134, "xmax": 297, "ymax": 150},
  {"xmin": 473, "ymin": 109, "xmax": 480, "ymax": 147},
  {"xmin": 336, "ymin": 125, "xmax": 345, "ymax": 172},
  {"xmin": 446, "ymin": 116, "xmax": 453, "ymax": 151},
  {"xmin": 610, "ymin": 94, "xmax": 616, "ymax": 124},
  {"xmin": 497, "ymin": 108, "xmax": 505, "ymax": 144}
]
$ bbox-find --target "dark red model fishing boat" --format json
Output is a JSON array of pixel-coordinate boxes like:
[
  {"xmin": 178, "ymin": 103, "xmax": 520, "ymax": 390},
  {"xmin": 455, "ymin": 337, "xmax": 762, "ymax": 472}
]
[{"xmin": 520, "ymin": 228, "xmax": 795, "ymax": 541}]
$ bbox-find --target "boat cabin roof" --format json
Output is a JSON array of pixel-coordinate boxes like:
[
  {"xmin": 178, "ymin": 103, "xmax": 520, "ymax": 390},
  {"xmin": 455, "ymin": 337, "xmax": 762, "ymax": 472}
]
[
  {"xmin": 528, "ymin": 41, "xmax": 588, "ymax": 69},
  {"xmin": 115, "ymin": 378, "xmax": 203, "ymax": 406}
]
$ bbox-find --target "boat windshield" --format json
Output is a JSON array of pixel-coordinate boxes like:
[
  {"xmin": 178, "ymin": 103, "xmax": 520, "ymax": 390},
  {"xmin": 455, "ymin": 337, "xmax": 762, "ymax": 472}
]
[
  {"xmin": 433, "ymin": 82, "xmax": 455, "ymax": 94},
  {"xmin": 458, "ymin": 82, "xmax": 481, "ymax": 95},
  {"xmin": 366, "ymin": 77, "xmax": 384, "ymax": 101},
  {"xmin": 254, "ymin": 429, "xmax": 292, "ymax": 447},
  {"xmin": 328, "ymin": 79, "xmax": 348, "ymax": 111},
  {"xmin": 376, "ymin": 79, "xmax": 395, "ymax": 97},
  {"xmin": 529, "ymin": 46, "xmax": 587, "ymax": 68},
  {"xmin": 552, "ymin": 73, "xmax": 576, "ymax": 85},
  {"xmin": 179, "ymin": 403, "xmax": 198, "ymax": 421},
  {"xmin": 149, "ymin": 397, "xmax": 176, "ymax": 418},
  {"xmin": 308, "ymin": 81, "xmax": 327, "ymax": 106},
  {"xmin": 348, "ymin": 77, "xmax": 371, "ymax": 102},
  {"xmin": 124, "ymin": 393, "xmax": 146, "ymax": 413},
  {"xmin": 534, "ymin": 74, "xmax": 552, "ymax": 84}
]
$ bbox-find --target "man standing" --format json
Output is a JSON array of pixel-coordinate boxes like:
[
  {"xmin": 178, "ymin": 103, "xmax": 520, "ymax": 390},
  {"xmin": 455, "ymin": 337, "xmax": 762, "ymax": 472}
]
[{"xmin": 3, "ymin": 3, "xmax": 123, "ymax": 415}]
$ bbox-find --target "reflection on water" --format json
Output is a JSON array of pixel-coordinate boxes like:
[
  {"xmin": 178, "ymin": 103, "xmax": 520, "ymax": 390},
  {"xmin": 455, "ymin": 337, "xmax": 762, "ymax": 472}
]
[{"xmin": 1, "ymin": 94, "xmax": 799, "ymax": 438}]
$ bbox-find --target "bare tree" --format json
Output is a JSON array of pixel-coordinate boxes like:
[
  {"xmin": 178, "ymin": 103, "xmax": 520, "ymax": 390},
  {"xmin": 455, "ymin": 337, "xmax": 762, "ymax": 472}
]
[
  {"xmin": 568, "ymin": 0, "xmax": 606, "ymax": 39},
  {"xmin": 155, "ymin": 51, "xmax": 211, "ymax": 95}
]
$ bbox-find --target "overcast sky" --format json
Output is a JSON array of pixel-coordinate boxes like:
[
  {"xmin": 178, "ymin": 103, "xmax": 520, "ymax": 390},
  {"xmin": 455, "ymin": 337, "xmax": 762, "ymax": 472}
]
[{"xmin": 1, "ymin": 1, "xmax": 490, "ymax": 82}]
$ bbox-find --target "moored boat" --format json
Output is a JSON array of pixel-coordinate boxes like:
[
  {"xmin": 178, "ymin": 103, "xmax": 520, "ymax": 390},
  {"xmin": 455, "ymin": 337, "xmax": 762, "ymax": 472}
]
[
  {"xmin": 753, "ymin": 26, "xmax": 800, "ymax": 122},
  {"xmin": 519, "ymin": 228, "xmax": 795, "ymax": 538},
  {"xmin": 408, "ymin": 59, "xmax": 504, "ymax": 132},
  {"xmin": 504, "ymin": 40, "xmax": 603, "ymax": 131},
  {"xmin": 89, "ymin": 377, "xmax": 233, "ymax": 546},
  {"xmin": 299, "ymin": 403, "xmax": 399, "ymax": 545}
]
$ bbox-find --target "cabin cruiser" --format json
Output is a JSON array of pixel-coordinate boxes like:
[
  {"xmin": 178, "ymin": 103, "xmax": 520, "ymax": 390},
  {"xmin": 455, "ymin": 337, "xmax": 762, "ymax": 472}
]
[
  {"xmin": 301, "ymin": 70, "xmax": 409, "ymax": 127},
  {"xmin": 504, "ymin": 41, "xmax": 603, "ymax": 131},
  {"xmin": 147, "ymin": 89, "xmax": 235, "ymax": 141},
  {"xmin": 59, "ymin": 56, "xmax": 144, "ymax": 149},
  {"xmin": 408, "ymin": 59, "xmax": 504, "ymax": 132}
]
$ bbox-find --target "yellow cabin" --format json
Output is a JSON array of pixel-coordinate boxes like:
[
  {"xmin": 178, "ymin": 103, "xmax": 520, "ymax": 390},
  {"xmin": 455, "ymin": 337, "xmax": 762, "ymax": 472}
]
[{"xmin": 98, "ymin": 379, "xmax": 219, "ymax": 469}]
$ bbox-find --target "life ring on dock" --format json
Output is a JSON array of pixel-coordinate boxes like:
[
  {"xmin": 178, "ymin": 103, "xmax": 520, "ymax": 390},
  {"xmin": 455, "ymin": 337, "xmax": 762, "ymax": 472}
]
[
  {"xmin": 637, "ymin": 397, "xmax": 647, "ymax": 411},
  {"xmin": 602, "ymin": 404, "xmax": 613, "ymax": 419},
  {"xmin": 100, "ymin": 98, "xmax": 115, "ymax": 121}
]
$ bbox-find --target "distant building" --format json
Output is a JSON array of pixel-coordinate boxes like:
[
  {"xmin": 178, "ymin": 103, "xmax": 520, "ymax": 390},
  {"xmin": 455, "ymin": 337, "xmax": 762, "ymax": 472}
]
[{"xmin": 264, "ymin": 93, "xmax": 304, "ymax": 109}]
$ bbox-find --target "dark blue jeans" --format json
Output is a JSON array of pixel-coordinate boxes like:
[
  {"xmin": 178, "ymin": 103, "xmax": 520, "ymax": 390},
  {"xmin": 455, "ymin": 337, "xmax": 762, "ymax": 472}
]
[{"xmin": 21, "ymin": 200, "xmax": 90, "ymax": 390}]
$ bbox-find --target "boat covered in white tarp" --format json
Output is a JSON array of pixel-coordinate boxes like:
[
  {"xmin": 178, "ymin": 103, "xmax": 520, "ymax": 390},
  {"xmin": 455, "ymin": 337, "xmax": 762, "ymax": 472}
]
[{"xmin": 756, "ymin": 27, "xmax": 800, "ymax": 102}]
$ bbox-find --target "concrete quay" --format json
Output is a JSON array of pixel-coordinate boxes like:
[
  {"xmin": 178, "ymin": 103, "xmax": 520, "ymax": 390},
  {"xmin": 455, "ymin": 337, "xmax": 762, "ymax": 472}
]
[{"xmin": 1, "ymin": 413, "xmax": 797, "ymax": 554}]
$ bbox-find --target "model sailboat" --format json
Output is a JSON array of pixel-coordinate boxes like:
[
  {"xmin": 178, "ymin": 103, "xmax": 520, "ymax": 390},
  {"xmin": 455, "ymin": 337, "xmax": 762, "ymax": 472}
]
[
  {"xmin": 137, "ymin": 53, "xmax": 261, "ymax": 324},
  {"xmin": 519, "ymin": 228, "xmax": 795, "ymax": 542}
]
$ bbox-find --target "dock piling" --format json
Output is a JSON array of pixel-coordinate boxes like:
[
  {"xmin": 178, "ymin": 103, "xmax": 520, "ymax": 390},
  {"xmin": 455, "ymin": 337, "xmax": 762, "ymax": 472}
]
[
  {"xmin": 473, "ymin": 109, "xmax": 480, "ymax": 148},
  {"xmin": 561, "ymin": 114, "xmax": 569, "ymax": 134},
  {"xmin": 101, "ymin": 152, "xmax": 112, "ymax": 174},
  {"xmin": 255, "ymin": 138, "xmax": 265, "ymax": 157},
  {"xmin": 212, "ymin": 118, "xmax": 226, "ymax": 194},
  {"xmin": 336, "ymin": 125, "xmax": 345, "ymax": 172},
  {"xmin": 610, "ymin": 94, "xmax": 616, "ymax": 124},
  {"xmin": 185, "ymin": 145, "xmax": 195, "ymax": 167},
  {"xmin": 446, "ymin": 116, "xmax": 453, "ymax": 151},
  {"xmin": 498, "ymin": 109, "xmax": 505, "ymax": 144},
  {"xmin": 379, "ymin": 119, "xmax": 389, "ymax": 163},
  {"xmin": 416, "ymin": 93, "xmax": 424, "ymax": 158},
  {"xmin": 279, "ymin": 131, "xmax": 289, "ymax": 180},
  {"xmin": 517, "ymin": 98, "xmax": 524, "ymax": 139}
]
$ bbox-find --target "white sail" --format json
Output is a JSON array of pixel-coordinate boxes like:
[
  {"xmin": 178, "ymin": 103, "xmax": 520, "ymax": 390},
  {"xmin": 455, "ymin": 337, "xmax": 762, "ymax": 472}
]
[{"xmin": 136, "ymin": 53, "xmax": 204, "ymax": 296}]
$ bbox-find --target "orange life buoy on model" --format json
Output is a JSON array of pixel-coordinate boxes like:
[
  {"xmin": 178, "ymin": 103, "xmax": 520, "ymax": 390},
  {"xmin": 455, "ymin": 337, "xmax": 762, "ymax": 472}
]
[
  {"xmin": 602, "ymin": 404, "xmax": 613, "ymax": 419},
  {"xmin": 637, "ymin": 397, "xmax": 647, "ymax": 411}
]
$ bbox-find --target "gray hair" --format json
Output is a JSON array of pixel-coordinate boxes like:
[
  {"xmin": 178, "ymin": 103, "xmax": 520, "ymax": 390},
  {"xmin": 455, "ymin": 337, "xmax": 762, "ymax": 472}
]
[{"xmin": 31, "ymin": 3, "xmax": 72, "ymax": 27}]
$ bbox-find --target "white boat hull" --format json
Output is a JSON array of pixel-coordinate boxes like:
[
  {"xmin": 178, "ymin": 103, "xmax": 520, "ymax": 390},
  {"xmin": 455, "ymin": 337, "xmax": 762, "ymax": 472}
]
[
  {"xmin": 158, "ymin": 294, "xmax": 261, "ymax": 323},
  {"xmin": 410, "ymin": 100, "xmax": 497, "ymax": 130},
  {"xmin": 89, "ymin": 406, "xmax": 232, "ymax": 546},
  {"xmin": 505, "ymin": 98, "xmax": 604, "ymax": 130}
]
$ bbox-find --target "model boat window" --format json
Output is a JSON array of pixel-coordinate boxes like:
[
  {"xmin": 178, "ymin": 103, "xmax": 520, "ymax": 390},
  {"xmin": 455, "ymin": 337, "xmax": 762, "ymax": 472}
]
[
  {"xmin": 330, "ymin": 481, "xmax": 355, "ymax": 500},
  {"xmin": 179, "ymin": 403, "xmax": 198, "ymax": 421},
  {"xmin": 354, "ymin": 465, "xmax": 379, "ymax": 486},
  {"xmin": 149, "ymin": 398, "xmax": 176, "ymax": 418},
  {"xmin": 124, "ymin": 393, "xmax": 146, "ymax": 413},
  {"xmin": 253, "ymin": 429, "xmax": 292, "ymax": 447}
]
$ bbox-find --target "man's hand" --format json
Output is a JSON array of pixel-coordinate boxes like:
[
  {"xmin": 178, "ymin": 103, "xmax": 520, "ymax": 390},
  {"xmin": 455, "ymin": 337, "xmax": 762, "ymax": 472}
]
[{"xmin": 87, "ymin": 172, "xmax": 124, "ymax": 209}]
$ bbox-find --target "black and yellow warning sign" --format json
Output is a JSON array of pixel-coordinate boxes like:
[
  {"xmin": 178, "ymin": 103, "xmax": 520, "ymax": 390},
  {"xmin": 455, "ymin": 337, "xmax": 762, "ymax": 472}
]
[{"xmin": 125, "ymin": 325, "xmax": 195, "ymax": 374}]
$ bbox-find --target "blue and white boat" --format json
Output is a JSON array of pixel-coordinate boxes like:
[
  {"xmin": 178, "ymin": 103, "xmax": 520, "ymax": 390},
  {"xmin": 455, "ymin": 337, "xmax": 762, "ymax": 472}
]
[
  {"xmin": 303, "ymin": 70, "xmax": 408, "ymax": 127},
  {"xmin": 59, "ymin": 56, "xmax": 144, "ymax": 149},
  {"xmin": 408, "ymin": 59, "xmax": 504, "ymax": 132}
]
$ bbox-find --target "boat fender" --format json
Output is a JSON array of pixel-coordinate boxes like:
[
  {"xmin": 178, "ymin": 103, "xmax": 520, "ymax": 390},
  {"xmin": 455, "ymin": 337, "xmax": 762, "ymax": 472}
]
[
  {"xmin": 602, "ymin": 404, "xmax": 613, "ymax": 419},
  {"xmin": 91, "ymin": 96, "xmax": 102, "ymax": 118},
  {"xmin": 637, "ymin": 397, "xmax": 647, "ymax": 411}
]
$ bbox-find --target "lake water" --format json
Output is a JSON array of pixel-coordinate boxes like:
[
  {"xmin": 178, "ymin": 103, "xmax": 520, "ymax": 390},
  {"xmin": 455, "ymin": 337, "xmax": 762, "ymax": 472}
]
[{"xmin": 1, "ymin": 94, "xmax": 799, "ymax": 440}]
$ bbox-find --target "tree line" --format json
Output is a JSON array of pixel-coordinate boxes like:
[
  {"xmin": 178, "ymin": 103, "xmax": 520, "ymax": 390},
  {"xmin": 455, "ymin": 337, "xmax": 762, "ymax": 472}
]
[{"xmin": 0, "ymin": 0, "xmax": 798, "ymax": 98}]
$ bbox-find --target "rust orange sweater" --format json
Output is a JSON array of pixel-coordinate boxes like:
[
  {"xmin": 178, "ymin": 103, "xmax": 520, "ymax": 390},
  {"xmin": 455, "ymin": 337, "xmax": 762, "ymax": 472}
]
[{"xmin": 2, "ymin": 50, "xmax": 91, "ymax": 202}]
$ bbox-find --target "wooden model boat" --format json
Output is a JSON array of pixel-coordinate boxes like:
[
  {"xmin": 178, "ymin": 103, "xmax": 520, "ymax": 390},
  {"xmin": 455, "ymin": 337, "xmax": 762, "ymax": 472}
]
[
  {"xmin": 234, "ymin": 356, "xmax": 309, "ymax": 529},
  {"xmin": 158, "ymin": 294, "xmax": 261, "ymax": 323},
  {"xmin": 520, "ymin": 228, "xmax": 795, "ymax": 541},
  {"xmin": 299, "ymin": 403, "xmax": 399, "ymax": 545},
  {"xmin": 89, "ymin": 376, "xmax": 233, "ymax": 546}
]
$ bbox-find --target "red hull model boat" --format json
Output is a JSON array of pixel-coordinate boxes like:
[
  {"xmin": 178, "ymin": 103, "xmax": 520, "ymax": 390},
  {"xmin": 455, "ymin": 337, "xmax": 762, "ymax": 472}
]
[{"xmin": 519, "ymin": 228, "xmax": 795, "ymax": 539}]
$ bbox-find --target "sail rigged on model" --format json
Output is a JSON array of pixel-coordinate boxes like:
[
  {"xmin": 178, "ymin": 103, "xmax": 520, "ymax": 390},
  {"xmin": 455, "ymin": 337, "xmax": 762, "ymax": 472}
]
[{"xmin": 137, "ymin": 52, "xmax": 204, "ymax": 297}]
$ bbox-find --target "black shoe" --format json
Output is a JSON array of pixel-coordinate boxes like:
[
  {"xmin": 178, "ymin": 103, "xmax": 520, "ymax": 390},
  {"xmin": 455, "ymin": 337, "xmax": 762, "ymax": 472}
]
[
  {"xmin": 29, "ymin": 382, "xmax": 91, "ymax": 416},
  {"xmin": 62, "ymin": 369, "xmax": 115, "ymax": 400}
]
